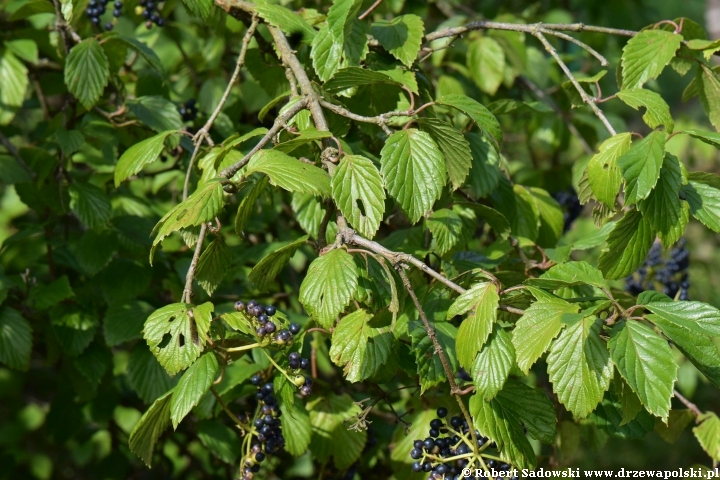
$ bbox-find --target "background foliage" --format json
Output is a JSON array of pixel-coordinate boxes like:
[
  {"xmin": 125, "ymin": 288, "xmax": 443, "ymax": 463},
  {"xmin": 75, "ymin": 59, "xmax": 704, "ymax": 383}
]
[{"xmin": 3, "ymin": 0, "xmax": 720, "ymax": 478}]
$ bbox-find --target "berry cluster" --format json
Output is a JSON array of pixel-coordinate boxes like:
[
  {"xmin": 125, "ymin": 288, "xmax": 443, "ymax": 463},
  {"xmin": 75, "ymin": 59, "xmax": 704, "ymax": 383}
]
[
  {"xmin": 288, "ymin": 352, "xmax": 313, "ymax": 397},
  {"xmin": 179, "ymin": 99, "xmax": 198, "ymax": 122},
  {"xmin": 241, "ymin": 375, "xmax": 286, "ymax": 480},
  {"xmin": 235, "ymin": 300, "xmax": 302, "ymax": 347},
  {"xmin": 139, "ymin": 0, "xmax": 165, "ymax": 28},
  {"xmin": 85, "ymin": 0, "xmax": 122, "ymax": 31},
  {"xmin": 408, "ymin": 408, "xmax": 516, "ymax": 480},
  {"xmin": 552, "ymin": 188, "xmax": 583, "ymax": 232},
  {"xmin": 625, "ymin": 239, "xmax": 690, "ymax": 300}
]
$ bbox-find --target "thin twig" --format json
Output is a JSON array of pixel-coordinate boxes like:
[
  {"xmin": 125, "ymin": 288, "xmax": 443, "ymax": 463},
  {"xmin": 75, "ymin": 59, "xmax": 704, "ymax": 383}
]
[
  {"xmin": 210, "ymin": 386, "xmax": 245, "ymax": 428},
  {"xmin": 358, "ymin": 0, "xmax": 383, "ymax": 20},
  {"xmin": 183, "ymin": 141, "xmax": 204, "ymax": 201},
  {"xmin": 182, "ymin": 223, "xmax": 208, "ymax": 303},
  {"xmin": 0, "ymin": 131, "xmax": 33, "ymax": 178},
  {"xmin": 540, "ymin": 28, "xmax": 608, "ymax": 66},
  {"xmin": 674, "ymin": 390, "xmax": 703, "ymax": 420},
  {"xmin": 424, "ymin": 20, "xmax": 637, "ymax": 42}
]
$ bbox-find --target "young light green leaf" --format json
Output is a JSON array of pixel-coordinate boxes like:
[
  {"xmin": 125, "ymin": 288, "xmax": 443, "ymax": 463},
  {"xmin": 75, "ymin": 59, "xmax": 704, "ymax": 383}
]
[
  {"xmin": 195, "ymin": 237, "xmax": 232, "ymax": 296},
  {"xmin": 608, "ymin": 320, "xmax": 677, "ymax": 420},
  {"xmin": 682, "ymin": 181, "xmax": 720, "ymax": 233},
  {"xmin": 329, "ymin": 309, "xmax": 393, "ymax": 382},
  {"xmin": 621, "ymin": 30, "xmax": 682, "ymax": 90},
  {"xmin": 409, "ymin": 320, "xmax": 458, "ymax": 394},
  {"xmin": 64, "ymin": 38, "xmax": 110, "ymax": 110},
  {"xmin": 587, "ymin": 133, "xmax": 632, "ymax": 207},
  {"xmin": 618, "ymin": 130, "xmax": 667, "ymax": 205},
  {"xmin": 467, "ymin": 36, "xmax": 505, "ymax": 95},
  {"xmin": 274, "ymin": 130, "xmax": 332, "ymax": 154},
  {"xmin": 683, "ymin": 129, "xmax": 720, "ymax": 149},
  {"xmin": 427, "ymin": 208, "xmax": 463, "ymax": 255},
  {"xmin": 255, "ymin": 3, "xmax": 316, "ymax": 42},
  {"xmin": 249, "ymin": 236, "xmax": 309, "ymax": 292},
  {"xmin": 143, "ymin": 302, "xmax": 213, "ymax": 376},
  {"xmin": 436, "ymin": 94, "xmax": 503, "ymax": 152},
  {"xmin": 417, "ymin": 118, "xmax": 473, "ymax": 190},
  {"xmin": 181, "ymin": 0, "xmax": 212, "ymax": 20},
  {"xmin": 525, "ymin": 261, "xmax": 606, "ymax": 289},
  {"xmin": 308, "ymin": 394, "xmax": 367, "ymax": 470},
  {"xmin": 69, "ymin": 182, "xmax": 111, "ymax": 230},
  {"xmin": 547, "ymin": 316, "xmax": 613, "ymax": 419},
  {"xmin": 129, "ymin": 390, "xmax": 173, "ymax": 467},
  {"xmin": 370, "ymin": 14, "xmax": 424, "ymax": 67},
  {"xmin": 170, "ymin": 353, "xmax": 218, "ymax": 429},
  {"xmin": 0, "ymin": 50, "xmax": 28, "ymax": 125},
  {"xmin": 299, "ymin": 249, "xmax": 358, "ymax": 328},
  {"xmin": 598, "ymin": 210, "xmax": 655, "ymax": 279},
  {"xmin": 379, "ymin": 129, "xmax": 445, "ymax": 224},
  {"xmin": 450, "ymin": 282, "xmax": 499, "ymax": 368},
  {"xmin": 696, "ymin": 65, "xmax": 720, "ymax": 131},
  {"xmin": 472, "ymin": 326, "xmax": 515, "ymax": 401},
  {"xmin": 616, "ymin": 89, "xmax": 674, "ymax": 132},
  {"xmin": 331, "ymin": 155, "xmax": 385, "ymax": 239},
  {"xmin": 639, "ymin": 153, "xmax": 687, "ymax": 247},
  {"xmin": 247, "ymin": 150, "xmax": 331, "ymax": 197},
  {"xmin": 0, "ymin": 308, "xmax": 32, "ymax": 371},
  {"xmin": 311, "ymin": 25, "xmax": 343, "ymax": 82},
  {"xmin": 647, "ymin": 301, "xmax": 720, "ymax": 336},
  {"xmin": 235, "ymin": 176, "xmax": 269, "ymax": 235},
  {"xmin": 512, "ymin": 288, "xmax": 579, "ymax": 374},
  {"xmin": 694, "ymin": 413, "xmax": 720, "ymax": 461},
  {"xmin": 115, "ymin": 131, "xmax": 176, "ymax": 186}
]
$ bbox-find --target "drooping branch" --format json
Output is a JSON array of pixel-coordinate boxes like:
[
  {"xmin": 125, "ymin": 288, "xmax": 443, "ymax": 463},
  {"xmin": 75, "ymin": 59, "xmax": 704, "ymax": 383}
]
[
  {"xmin": 424, "ymin": 21, "xmax": 637, "ymax": 42},
  {"xmin": 182, "ymin": 223, "xmax": 208, "ymax": 303}
]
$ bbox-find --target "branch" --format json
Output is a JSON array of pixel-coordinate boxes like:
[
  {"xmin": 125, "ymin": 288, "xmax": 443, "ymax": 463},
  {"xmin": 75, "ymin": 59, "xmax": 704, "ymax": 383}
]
[
  {"xmin": 358, "ymin": 0, "xmax": 383, "ymax": 20},
  {"xmin": 0, "ymin": 131, "xmax": 34, "ymax": 178},
  {"xmin": 674, "ymin": 389, "xmax": 703, "ymax": 420},
  {"xmin": 181, "ymin": 223, "xmax": 208, "ymax": 304},
  {"xmin": 424, "ymin": 21, "xmax": 636, "ymax": 42},
  {"xmin": 319, "ymin": 99, "xmax": 411, "ymax": 135}
]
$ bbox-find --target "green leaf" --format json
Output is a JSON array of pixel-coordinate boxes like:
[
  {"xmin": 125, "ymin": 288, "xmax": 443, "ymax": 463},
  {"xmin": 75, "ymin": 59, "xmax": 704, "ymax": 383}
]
[
  {"xmin": 143, "ymin": 302, "xmax": 213, "ymax": 376},
  {"xmin": 608, "ymin": 320, "xmax": 677, "ymax": 420},
  {"xmin": 104, "ymin": 301, "xmax": 153, "ymax": 347},
  {"xmin": 409, "ymin": 320, "xmax": 458, "ymax": 394},
  {"xmin": 129, "ymin": 390, "xmax": 173, "ymax": 467},
  {"xmin": 370, "ymin": 14, "xmax": 424, "ymax": 67},
  {"xmin": 111, "ymin": 35, "xmax": 164, "ymax": 75},
  {"xmin": 64, "ymin": 39, "xmax": 110, "ymax": 110},
  {"xmin": 512, "ymin": 288, "xmax": 579, "ymax": 374},
  {"xmin": 380, "ymin": 129, "xmax": 445, "ymax": 224},
  {"xmin": 151, "ymin": 180, "xmax": 225, "ymax": 259},
  {"xmin": 587, "ymin": 133, "xmax": 633, "ymax": 207},
  {"xmin": 127, "ymin": 96, "xmax": 184, "ymax": 133},
  {"xmin": 696, "ymin": 65, "xmax": 720, "ymax": 131},
  {"xmin": 235, "ymin": 176, "xmax": 268, "ymax": 235},
  {"xmin": 456, "ymin": 202, "xmax": 511, "ymax": 240},
  {"xmin": 417, "ymin": 118, "xmax": 472, "ymax": 190},
  {"xmin": 529, "ymin": 187, "xmax": 564, "ymax": 248},
  {"xmin": 280, "ymin": 395, "xmax": 312, "ymax": 456},
  {"xmin": 436, "ymin": 94, "xmax": 503, "ymax": 152},
  {"xmin": 0, "ymin": 308, "xmax": 32, "ymax": 371},
  {"xmin": 9, "ymin": 1, "xmax": 55, "ymax": 20},
  {"xmin": 249, "ymin": 235, "xmax": 309, "ymax": 292},
  {"xmin": 28, "ymin": 276, "xmax": 74, "ymax": 310},
  {"xmin": 492, "ymin": 181, "xmax": 540, "ymax": 241},
  {"xmin": 465, "ymin": 132, "xmax": 502, "ymax": 198},
  {"xmin": 472, "ymin": 326, "xmax": 515, "ymax": 401},
  {"xmin": 73, "ymin": 229, "xmax": 118, "ymax": 276},
  {"xmin": 299, "ymin": 249, "xmax": 358, "ymax": 328},
  {"xmin": 682, "ymin": 181, "xmax": 720, "ymax": 233},
  {"xmin": 274, "ymin": 130, "xmax": 332, "ymax": 155},
  {"xmin": 115, "ymin": 131, "xmax": 176, "ymax": 186},
  {"xmin": 618, "ymin": 130, "xmax": 667, "ymax": 205},
  {"xmin": 323, "ymin": 67, "xmax": 401, "ymax": 92},
  {"xmin": 467, "ymin": 36, "xmax": 505, "ymax": 95},
  {"xmin": 683, "ymin": 129, "xmax": 720, "ymax": 149},
  {"xmin": 449, "ymin": 282, "xmax": 499, "ymax": 368},
  {"xmin": 427, "ymin": 208, "xmax": 463, "ymax": 255},
  {"xmin": 255, "ymin": 4, "xmax": 316, "ymax": 41},
  {"xmin": 639, "ymin": 153, "xmax": 687, "ymax": 247},
  {"xmin": 329, "ymin": 309, "xmax": 393, "ymax": 382},
  {"xmin": 547, "ymin": 316, "xmax": 613, "ymax": 418},
  {"xmin": 127, "ymin": 343, "xmax": 177, "ymax": 403},
  {"xmin": 598, "ymin": 210, "xmax": 655, "ymax": 279},
  {"xmin": 590, "ymin": 390, "xmax": 656, "ymax": 439},
  {"xmin": 525, "ymin": 261, "xmax": 606, "ymax": 289},
  {"xmin": 695, "ymin": 413, "xmax": 720, "ymax": 461},
  {"xmin": 247, "ymin": 150, "xmax": 331, "ymax": 197},
  {"xmin": 621, "ymin": 30, "xmax": 682, "ymax": 90},
  {"xmin": 197, "ymin": 420, "xmax": 241, "ymax": 464},
  {"xmin": 655, "ymin": 409, "xmax": 695, "ymax": 443},
  {"xmin": 308, "ymin": 394, "xmax": 367, "ymax": 470},
  {"xmin": 616, "ymin": 89, "xmax": 674, "ymax": 132},
  {"xmin": 0, "ymin": 50, "xmax": 28, "ymax": 125},
  {"xmin": 181, "ymin": 0, "xmax": 212, "ymax": 19},
  {"xmin": 494, "ymin": 380, "xmax": 558, "ymax": 445},
  {"xmin": 311, "ymin": 25, "xmax": 343, "ymax": 82},
  {"xmin": 331, "ymin": 155, "xmax": 385, "ymax": 239},
  {"xmin": 54, "ymin": 128, "xmax": 84, "ymax": 156},
  {"xmin": 170, "ymin": 353, "xmax": 218, "ymax": 429},
  {"xmin": 344, "ymin": 19, "xmax": 369, "ymax": 66},
  {"xmin": 68, "ymin": 183, "xmax": 111, "ymax": 230},
  {"xmin": 647, "ymin": 300, "xmax": 720, "ymax": 336},
  {"xmin": 195, "ymin": 237, "xmax": 232, "ymax": 296}
]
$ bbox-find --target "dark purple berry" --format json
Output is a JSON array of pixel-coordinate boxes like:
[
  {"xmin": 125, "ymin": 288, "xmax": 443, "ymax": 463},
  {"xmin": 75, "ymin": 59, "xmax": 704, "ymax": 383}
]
[
  {"xmin": 112, "ymin": 8, "xmax": 121, "ymax": 16},
  {"xmin": 250, "ymin": 374, "xmax": 262, "ymax": 386},
  {"xmin": 258, "ymin": 314, "xmax": 269, "ymax": 324},
  {"xmin": 265, "ymin": 322, "xmax": 276, "ymax": 333},
  {"xmin": 235, "ymin": 301, "xmax": 246, "ymax": 311},
  {"xmin": 410, "ymin": 448, "xmax": 422, "ymax": 459},
  {"xmin": 255, "ymin": 452, "xmax": 265, "ymax": 462},
  {"xmin": 437, "ymin": 407, "xmax": 448, "ymax": 418},
  {"xmin": 256, "ymin": 327, "xmax": 266, "ymax": 337},
  {"xmin": 247, "ymin": 300, "xmax": 258, "ymax": 308},
  {"xmin": 264, "ymin": 305, "xmax": 276, "ymax": 316},
  {"xmin": 253, "ymin": 418, "xmax": 264, "ymax": 428},
  {"xmin": 288, "ymin": 352, "xmax": 300, "ymax": 362},
  {"xmin": 300, "ymin": 358, "xmax": 309, "ymax": 370},
  {"xmin": 412, "ymin": 462, "xmax": 422, "ymax": 472},
  {"xmin": 413, "ymin": 440, "xmax": 423, "ymax": 449},
  {"xmin": 300, "ymin": 385, "xmax": 312, "ymax": 396},
  {"xmin": 289, "ymin": 323, "xmax": 301, "ymax": 335},
  {"xmin": 105, "ymin": 22, "xmax": 113, "ymax": 30}
]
